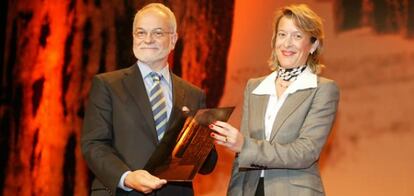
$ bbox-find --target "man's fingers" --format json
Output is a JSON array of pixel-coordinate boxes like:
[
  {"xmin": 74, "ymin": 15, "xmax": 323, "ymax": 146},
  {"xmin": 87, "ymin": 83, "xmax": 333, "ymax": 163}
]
[
  {"xmin": 142, "ymin": 172, "xmax": 166, "ymax": 188},
  {"xmin": 126, "ymin": 170, "xmax": 167, "ymax": 193}
]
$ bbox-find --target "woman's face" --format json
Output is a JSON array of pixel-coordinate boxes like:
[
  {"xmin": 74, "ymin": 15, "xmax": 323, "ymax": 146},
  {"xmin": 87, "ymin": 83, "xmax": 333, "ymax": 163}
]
[{"xmin": 275, "ymin": 16, "xmax": 317, "ymax": 69}]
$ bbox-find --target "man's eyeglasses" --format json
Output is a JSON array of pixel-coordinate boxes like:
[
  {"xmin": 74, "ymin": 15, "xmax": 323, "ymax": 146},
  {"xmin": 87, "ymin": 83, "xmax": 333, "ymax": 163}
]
[{"xmin": 134, "ymin": 30, "xmax": 174, "ymax": 39}]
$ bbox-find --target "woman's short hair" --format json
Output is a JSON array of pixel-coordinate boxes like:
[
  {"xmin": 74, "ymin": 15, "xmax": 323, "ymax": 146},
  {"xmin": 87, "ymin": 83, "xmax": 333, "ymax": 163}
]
[{"xmin": 268, "ymin": 4, "xmax": 325, "ymax": 74}]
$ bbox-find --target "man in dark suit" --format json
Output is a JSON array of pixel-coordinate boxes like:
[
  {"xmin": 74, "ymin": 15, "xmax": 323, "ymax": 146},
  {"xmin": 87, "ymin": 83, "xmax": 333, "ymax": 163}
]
[{"xmin": 81, "ymin": 3, "xmax": 217, "ymax": 196}]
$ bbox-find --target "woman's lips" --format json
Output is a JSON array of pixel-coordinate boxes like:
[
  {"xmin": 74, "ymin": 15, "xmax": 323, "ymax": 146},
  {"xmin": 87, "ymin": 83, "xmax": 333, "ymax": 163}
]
[{"xmin": 281, "ymin": 50, "xmax": 295, "ymax": 56}]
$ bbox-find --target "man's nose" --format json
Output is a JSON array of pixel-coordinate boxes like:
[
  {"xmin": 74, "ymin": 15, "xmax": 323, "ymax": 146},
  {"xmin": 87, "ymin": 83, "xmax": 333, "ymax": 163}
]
[{"xmin": 144, "ymin": 32, "xmax": 154, "ymax": 43}]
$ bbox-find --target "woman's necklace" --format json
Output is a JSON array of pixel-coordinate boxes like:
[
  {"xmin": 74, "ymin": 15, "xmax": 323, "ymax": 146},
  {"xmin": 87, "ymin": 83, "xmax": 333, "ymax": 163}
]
[{"xmin": 278, "ymin": 79, "xmax": 291, "ymax": 88}]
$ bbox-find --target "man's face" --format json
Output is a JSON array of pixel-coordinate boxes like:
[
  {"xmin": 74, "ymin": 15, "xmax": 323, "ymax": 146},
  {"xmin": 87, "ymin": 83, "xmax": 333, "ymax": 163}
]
[
  {"xmin": 133, "ymin": 9, "xmax": 177, "ymax": 68},
  {"xmin": 275, "ymin": 16, "xmax": 316, "ymax": 69}
]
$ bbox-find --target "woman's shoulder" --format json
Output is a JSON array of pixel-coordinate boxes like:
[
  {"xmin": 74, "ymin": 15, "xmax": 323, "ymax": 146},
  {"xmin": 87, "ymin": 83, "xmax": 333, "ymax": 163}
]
[
  {"xmin": 247, "ymin": 76, "xmax": 266, "ymax": 84},
  {"xmin": 318, "ymin": 76, "xmax": 335, "ymax": 83},
  {"xmin": 246, "ymin": 73, "xmax": 273, "ymax": 87},
  {"xmin": 317, "ymin": 76, "xmax": 340, "ymax": 94},
  {"xmin": 317, "ymin": 76, "xmax": 338, "ymax": 86}
]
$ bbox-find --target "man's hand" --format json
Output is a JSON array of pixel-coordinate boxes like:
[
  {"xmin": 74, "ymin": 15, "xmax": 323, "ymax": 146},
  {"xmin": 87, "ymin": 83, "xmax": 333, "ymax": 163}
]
[{"xmin": 124, "ymin": 170, "xmax": 167, "ymax": 194}]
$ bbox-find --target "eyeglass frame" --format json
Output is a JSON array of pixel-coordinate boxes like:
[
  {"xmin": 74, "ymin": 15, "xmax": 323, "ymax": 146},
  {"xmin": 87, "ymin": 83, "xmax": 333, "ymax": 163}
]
[{"xmin": 133, "ymin": 28, "xmax": 175, "ymax": 39}]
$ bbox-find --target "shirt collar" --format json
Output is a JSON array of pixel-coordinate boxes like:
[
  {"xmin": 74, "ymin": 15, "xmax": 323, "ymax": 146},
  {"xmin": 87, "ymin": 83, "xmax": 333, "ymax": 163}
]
[
  {"xmin": 136, "ymin": 60, "xmax": 171, "ymax": 85},
  {"xmin": 252, "ymin": 66, "xmax": 317, "ymax": 96},
  {"xmin": 252, "ymin": 71, "xmax": 277, "ymax": 95}
]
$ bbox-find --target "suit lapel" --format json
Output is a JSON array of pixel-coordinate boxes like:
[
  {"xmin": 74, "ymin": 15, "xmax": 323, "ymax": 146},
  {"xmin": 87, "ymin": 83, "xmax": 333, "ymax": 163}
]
[
  {"xmin": 122, "ymin": 65, "xmax": 158, "ymax": 144},
  {"xmin": 251, "ymin": 94, "xmax": 269, "ymax": 139},
  {"xmin": 168, "ymin": 73, "xmax": 185, "ymax": 129},
  {"xmin": 269, "ymin": 89, "xmax": 313, "ymax": 142}
]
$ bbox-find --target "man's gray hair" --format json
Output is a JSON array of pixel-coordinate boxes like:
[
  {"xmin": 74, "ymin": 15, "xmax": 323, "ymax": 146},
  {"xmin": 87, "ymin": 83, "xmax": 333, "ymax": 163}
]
[{"xmin": 133, "ymin": 3, "xmax": 177, "ymax": 33}]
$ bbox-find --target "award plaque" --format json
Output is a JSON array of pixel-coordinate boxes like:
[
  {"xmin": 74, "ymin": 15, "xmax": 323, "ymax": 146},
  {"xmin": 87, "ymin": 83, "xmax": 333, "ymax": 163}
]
[{"xmin": 144, "ymin": 107, "xmax": 234, "ymax": 181}]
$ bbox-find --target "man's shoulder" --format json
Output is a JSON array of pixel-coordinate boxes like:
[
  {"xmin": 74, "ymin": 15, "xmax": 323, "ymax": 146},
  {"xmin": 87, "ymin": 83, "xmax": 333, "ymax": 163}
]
[
  {"xmin": 95, "ymin": 65, "xmax": 136, "ymax": 82},
  {"xmin": 172, "ymin": 74, "xmax": 203, "ymax": 93}
]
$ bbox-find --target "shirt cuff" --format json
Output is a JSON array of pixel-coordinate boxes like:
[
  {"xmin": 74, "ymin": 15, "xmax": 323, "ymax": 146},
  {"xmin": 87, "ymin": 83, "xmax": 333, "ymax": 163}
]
[{"xmin": 118, "ymin": 171, "xmax": 133, "ymax": 191}]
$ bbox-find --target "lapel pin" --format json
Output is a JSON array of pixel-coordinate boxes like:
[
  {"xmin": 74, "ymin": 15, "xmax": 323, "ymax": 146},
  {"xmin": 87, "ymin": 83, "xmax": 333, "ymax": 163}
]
[{"xmin": 181, "ymin": 106, "xmax": 190, "ymax": 113}]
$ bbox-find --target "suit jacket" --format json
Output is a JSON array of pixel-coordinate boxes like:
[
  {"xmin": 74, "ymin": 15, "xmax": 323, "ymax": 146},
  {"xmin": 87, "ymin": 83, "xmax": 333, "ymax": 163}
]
[
  {"xmin": 81, "ymin": 65, "xmax": 217, "ymax": 196},
  {"xmin": 228, "ymin": 76, "xmax": 339, "ymax": 196}
]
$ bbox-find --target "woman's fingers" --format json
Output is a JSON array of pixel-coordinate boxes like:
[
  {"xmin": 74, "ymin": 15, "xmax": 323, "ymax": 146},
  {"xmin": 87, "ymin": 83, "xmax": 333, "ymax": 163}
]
[
  {"xmin": 209, "ymin": 123, "xmax": 225, "ymax": 135},
  {"xmin": 213, "ymin": 121, "xmax": 236, "ymax": 131},
  {"xmin": 209, "ymin": 121, "xmax": 243, "ymax": 152},
  {"xmin": 210, "ymin": 131, "xmax": 227, "ymax": 143}
]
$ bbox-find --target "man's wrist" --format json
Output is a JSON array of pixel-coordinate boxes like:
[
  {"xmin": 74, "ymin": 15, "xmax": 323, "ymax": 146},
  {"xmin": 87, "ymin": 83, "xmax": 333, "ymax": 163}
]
[{"xmin": 118, "ymin": 171, "xmax": 133, "ymax": 191}]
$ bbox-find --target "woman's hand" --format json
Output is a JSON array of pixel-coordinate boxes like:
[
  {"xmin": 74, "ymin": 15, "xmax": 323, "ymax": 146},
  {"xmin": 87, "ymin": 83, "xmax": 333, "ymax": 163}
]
[{"xmin": 209, "ymin": 121, "xmax": 244, "ymax": 153}]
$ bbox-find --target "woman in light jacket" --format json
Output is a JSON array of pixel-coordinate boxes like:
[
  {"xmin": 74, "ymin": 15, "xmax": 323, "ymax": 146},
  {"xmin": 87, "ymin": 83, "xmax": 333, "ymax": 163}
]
[{"xmin": 210, "ymin": 4, "xmax": 339, "ymax": 196}]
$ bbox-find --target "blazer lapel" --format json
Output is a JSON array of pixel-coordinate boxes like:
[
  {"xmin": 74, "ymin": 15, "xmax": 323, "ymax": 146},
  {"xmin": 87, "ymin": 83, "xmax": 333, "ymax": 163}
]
[
  {"xmin": 251, "ymin": 94, "xmax": 269, "ymax": 139},
  {"xmin": 168, "ymin": 73, "xmax": 185, "ymax": 129},
  {"xmin": 269, "ymin": 89, "xmax": 313, "ymax": 142},
  {"xmin": 122, "ymin": 65, "xmax": 158, "ymax": 144}
]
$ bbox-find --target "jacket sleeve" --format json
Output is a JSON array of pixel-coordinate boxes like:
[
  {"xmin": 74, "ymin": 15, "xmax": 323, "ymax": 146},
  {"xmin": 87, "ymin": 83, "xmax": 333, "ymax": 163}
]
[
  {"xmin": 227, "ymin": 79, "xmax": 253, "ymax": 195},
  {"xmin": 81, "ymin": 76, "xmax": 130, "ymax": 194}
]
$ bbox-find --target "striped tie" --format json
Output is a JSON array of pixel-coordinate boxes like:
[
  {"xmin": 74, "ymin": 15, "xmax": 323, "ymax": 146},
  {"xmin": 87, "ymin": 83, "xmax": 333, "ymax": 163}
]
[{"xmin": 149, "ymin": 72, "xmax": 168, "ymax": 140}]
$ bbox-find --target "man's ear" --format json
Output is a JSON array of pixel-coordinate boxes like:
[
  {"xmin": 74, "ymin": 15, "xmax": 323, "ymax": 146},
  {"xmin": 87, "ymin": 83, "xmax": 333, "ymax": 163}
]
[
  {"xmin": 170, "ymin": 33, "xmax": 178, "ymax": 50},
  {"xmin": 310, "ymin": 39, "xmax": 319, "ymax": 54}
]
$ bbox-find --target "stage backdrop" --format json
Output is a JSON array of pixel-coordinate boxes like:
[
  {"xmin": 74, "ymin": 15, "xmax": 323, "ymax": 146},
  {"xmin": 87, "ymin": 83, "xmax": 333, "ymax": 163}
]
[{"xmin": 1, "ymin": 0, "xmax": 414, "ymax": 196}]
